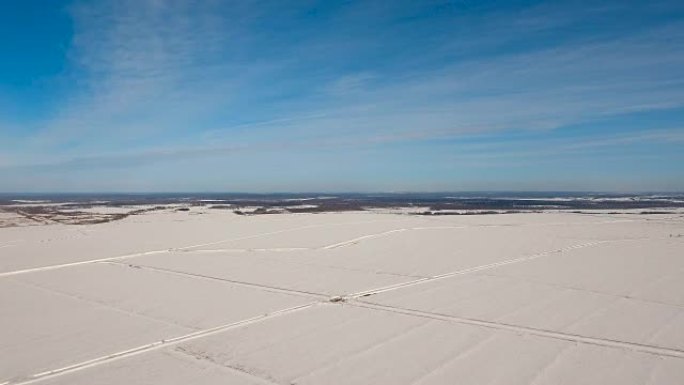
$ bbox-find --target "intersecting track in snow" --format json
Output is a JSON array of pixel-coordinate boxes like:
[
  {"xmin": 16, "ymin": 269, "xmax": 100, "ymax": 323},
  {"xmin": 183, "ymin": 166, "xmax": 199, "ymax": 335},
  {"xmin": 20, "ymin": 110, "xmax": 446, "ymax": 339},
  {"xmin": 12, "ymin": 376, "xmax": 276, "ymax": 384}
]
[
  {"xmin": 5, "ymin": 238, "xmax": 621, "ymax": 385},
  {"xmin": 348, "ymin": 240, "xmax": 608, "ymax": 299},
  {"xmin": 0, "ymin": 215, "xmax": 640, "ymax": 278},
  {"xmin": 0, "ymin": 218, "xmax": 400, "ymax": 277},
  {"xmin": 0, "ymin": 223, "xmax": 472, "ymax": 278},
  {"xmin": 321, "ymin": 226, "xmax": 472, "ymax": 249},
  {"xmin": 9, "ymin": 303, "xmax": 320, "ymax": 385},
  {"xmin": 4, "ymin": 215, "xmax": 682, "ymax": 384}
]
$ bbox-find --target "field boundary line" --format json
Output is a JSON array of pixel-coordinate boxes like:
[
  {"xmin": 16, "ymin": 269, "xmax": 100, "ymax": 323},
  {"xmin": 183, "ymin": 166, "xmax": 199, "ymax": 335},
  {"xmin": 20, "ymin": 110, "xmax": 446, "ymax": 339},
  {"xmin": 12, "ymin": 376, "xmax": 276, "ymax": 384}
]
[
  {"xmin": 349, "ymin": 301, "xmax": 684, "ymax": 359},
  {"xmin": 9, "ymin": 303, "xmax": 319, "ymax": 385}
]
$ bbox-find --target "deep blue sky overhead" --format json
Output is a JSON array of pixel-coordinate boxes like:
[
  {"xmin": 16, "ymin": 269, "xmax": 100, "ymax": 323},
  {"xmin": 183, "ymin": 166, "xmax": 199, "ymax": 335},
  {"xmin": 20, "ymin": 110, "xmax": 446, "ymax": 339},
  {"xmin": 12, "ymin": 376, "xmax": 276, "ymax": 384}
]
[{"xmin": 1, "ymin": 0, "xmax": 683, "ymax": 192}]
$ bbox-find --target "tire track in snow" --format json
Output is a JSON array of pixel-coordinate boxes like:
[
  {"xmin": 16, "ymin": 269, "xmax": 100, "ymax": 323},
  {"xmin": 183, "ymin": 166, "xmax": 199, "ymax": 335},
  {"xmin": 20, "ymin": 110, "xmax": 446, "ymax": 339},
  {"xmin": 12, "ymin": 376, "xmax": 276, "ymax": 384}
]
[
  {"xmin": 0, "ymin": 249, "xmax": 169, "ymax": 278},
  {"xmin": 0, "ymin": 223, "xmax": 466, "ymax": 278},
  {"xmin": 0, "ymin": 219, "xmax": 399, "ymax": 277},
  {"xmin": 7, "ymin": 303, "xmax": 319, "ymax": 385},
  {"xmin": 348, "ymin": 241, "xmax": 607, "ymax": 299},
  {"xmin": 321, "ymin": 226, "xmax": 473, "ymax": 249},
  {"xmin": 100, "ymin": 260, "xmax": 330, "ymax": 300},
  {"xmin": 348, "ymin": 301, "xmax": 684, "ymax": 359},
  {"xmin": 322, "ymin": 229, "xmax": 409, "ymax": 249}
]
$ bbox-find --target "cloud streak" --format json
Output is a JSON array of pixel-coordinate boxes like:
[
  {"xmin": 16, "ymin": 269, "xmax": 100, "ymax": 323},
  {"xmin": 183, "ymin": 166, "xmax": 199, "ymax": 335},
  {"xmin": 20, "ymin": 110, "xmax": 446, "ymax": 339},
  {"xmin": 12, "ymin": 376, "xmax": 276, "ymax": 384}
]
[{"xmin": 2, "ymin": 0, "xmax": 684, "ymax": 191}]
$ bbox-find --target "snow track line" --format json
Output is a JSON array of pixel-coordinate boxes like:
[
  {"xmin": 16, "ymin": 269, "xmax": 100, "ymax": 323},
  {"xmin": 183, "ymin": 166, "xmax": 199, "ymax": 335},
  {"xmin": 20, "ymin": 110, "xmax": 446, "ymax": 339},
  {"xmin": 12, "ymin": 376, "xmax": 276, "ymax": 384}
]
[
  {"xmin": 186, "ymin": 247, "xmax": 311, "ymax": 253},
  {"xmin": 101, "ymin": 260, "xmax": 330, "ymax": 300},
  {"xmin": 349, "ymin": 241, "xmax": 607, "ymax": 299},
  {"xmin": 168, "ymin": 348, "xmax": 282, "ymax": 385},
  {"xmin": 348, "ymin": 301, "xmax": 684, "ymax": 359},
  {"xmin": 173, "ymin": 218, "xmax": 401, "ymax": 252},
  {"xmin": 8, "ymin": 303, "xmax": 319, "ymax": 385},
  {"xmin": 0, "ymin": 223, "xmax": 465, "ymax": 278},
  {"xmin": 0, "ymin": 250, "xmax": 169, "ymax": 278},
  {"xmin": 187, "ymin": 226, "xmax": 469, "ymax": 252},
  {"xmin": 320, "ymin": 226, "xmax": 460, "ymax": 250},
  {"xmin": 321, "ymin": 226, "xmax": 470, "ymax": 249},
  {"xmin": 323, "ymin": 229, "xmax": 409, "ymax": 249},
  {"xmin": 0, "ymin": 219, "xmax": 395, "ymax": 278},
  {"xmin": 12, "ymin": 278, "xmax": 196, "ymax": 332}
]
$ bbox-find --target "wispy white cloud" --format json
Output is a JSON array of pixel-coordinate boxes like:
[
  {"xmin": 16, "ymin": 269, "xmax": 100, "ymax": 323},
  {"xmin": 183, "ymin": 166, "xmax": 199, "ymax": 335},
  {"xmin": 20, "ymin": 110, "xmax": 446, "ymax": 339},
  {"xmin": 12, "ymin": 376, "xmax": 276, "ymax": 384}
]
[
  {"xmin": 27, "ymin": 2, "xmax": 684, "ymax": 151},
  {"xmin": 6, "ymin": 125, "xmax": 683, "ymax": 173},
  {"xmin": 325, "ymin": 72, "xmax": 376, "ymax": 96},
  {"xmin": 30, "ymin": 0, "xmax": 262, "ymax": 149},
  {"xmin": 3, "ymin": 0, "xmax": 684, "ymax": 191}
]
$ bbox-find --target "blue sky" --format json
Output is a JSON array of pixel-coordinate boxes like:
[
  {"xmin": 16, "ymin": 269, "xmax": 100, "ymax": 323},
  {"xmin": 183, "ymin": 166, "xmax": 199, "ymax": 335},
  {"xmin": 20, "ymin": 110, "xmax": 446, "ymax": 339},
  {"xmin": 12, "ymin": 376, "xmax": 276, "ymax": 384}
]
[{"xmin": 1, "ymin": 0, "xmax": 683, "ymax": 192}]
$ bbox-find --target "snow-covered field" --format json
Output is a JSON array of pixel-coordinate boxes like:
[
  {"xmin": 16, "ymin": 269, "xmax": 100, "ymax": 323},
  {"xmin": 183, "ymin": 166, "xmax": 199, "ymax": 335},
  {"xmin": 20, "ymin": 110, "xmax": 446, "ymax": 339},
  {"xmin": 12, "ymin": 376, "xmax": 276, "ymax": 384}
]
[{"xmin": 1, "ymin": 209, "xmax": 683, "ymax": 384}]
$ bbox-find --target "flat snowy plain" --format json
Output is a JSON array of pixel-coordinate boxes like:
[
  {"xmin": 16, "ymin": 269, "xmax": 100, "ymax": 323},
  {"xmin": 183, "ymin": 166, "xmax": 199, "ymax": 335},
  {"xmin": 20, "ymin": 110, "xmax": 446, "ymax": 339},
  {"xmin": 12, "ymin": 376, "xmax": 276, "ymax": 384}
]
[{"xmin": 1, "ymin": 207, "xmax": 684, "ymax": 384}]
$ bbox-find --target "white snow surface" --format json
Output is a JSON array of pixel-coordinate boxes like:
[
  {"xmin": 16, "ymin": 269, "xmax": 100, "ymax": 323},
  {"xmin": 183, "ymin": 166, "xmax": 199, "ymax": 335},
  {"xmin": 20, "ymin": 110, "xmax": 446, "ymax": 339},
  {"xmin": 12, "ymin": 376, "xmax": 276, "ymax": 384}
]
[{"xmin": 1, "ymin": 209, "xmax": 683, "ymax": 384}]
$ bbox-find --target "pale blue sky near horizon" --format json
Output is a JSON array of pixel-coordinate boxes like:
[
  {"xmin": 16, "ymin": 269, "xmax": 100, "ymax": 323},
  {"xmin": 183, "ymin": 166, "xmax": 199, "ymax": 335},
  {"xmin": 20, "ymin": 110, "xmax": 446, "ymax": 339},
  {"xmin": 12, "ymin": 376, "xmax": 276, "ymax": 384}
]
[{"xmin": 1, "ymin": 0, "xmax": 683, "ymax": 193}]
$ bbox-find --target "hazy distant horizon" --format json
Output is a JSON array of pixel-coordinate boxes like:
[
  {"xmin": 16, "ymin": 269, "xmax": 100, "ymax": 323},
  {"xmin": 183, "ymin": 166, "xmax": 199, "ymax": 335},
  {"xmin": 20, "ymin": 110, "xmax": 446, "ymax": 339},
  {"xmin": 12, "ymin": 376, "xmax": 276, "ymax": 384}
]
[{"xmin": 2, "ymin": 190, "xmax": 683, "ymax": 197}]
